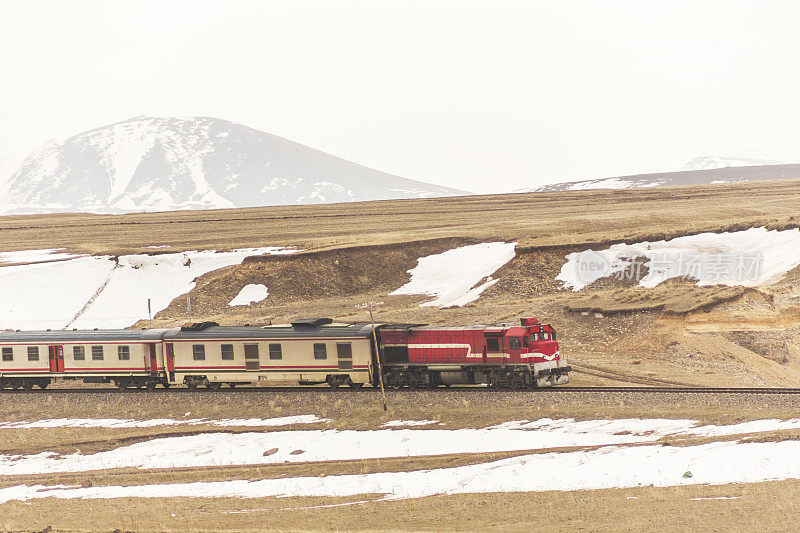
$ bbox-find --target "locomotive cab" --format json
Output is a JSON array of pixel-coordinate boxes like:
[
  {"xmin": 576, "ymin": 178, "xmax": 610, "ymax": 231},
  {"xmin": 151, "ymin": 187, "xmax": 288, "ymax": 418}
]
[{"xmin": 519, "ymin": 317, "xmax": 569, "ymax": 385}]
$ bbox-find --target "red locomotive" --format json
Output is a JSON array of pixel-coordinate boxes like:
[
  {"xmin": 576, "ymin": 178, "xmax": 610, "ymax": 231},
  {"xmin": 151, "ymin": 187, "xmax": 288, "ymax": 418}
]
[{"xmin": 377, "ymin": 317, "xmax": 569, "ymax": 388}]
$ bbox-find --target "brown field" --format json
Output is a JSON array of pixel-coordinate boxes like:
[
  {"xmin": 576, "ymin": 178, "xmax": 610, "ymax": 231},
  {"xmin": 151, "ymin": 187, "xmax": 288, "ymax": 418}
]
[
  {"xmin": 5, "ymin": 480, "xmax": 800, "ymax": 533},
  {"xmin": 3, "ymin": 178, "xmax": 800, "ymax": 530},
  {"xmin": 0, "ymin": 178, "xmax": 798, "ymax": 256}
]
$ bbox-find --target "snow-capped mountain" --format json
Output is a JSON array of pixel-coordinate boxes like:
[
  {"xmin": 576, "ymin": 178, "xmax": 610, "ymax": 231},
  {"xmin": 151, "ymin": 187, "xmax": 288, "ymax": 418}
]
[
  {"xmin": 521, "ymin": 159, "xmax": 800, "ymax": 193},
  {"xmin": 1, "ymin": 116, "xmax": 466, "ymax": 214}
]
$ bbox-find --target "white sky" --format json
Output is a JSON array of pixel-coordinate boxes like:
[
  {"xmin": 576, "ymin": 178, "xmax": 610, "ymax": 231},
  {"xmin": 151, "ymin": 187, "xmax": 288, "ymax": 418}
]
[{"xmin": 1, "ymin": 0, "xmax": 799, "ymax": 193}]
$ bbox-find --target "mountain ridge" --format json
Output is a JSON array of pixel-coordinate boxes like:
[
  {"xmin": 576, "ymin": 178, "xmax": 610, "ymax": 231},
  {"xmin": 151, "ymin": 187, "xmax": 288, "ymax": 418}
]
[{"xmin": 520, "ymin": 162, "xmax": 800, "ymax": 193}]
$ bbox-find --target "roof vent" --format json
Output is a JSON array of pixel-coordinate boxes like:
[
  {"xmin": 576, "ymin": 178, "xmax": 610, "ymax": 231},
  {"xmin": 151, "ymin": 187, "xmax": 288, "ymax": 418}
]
[
  {"xmin": 180, "ymin": 321, "xmax": 220, "ymax": 332},
  {"xmin": 520, "ymin": 317, "xmax": 539, "ymax": 326},
  {"xmin": 291, "ymin": 318, "xmax": 334, "ymax": 328}
]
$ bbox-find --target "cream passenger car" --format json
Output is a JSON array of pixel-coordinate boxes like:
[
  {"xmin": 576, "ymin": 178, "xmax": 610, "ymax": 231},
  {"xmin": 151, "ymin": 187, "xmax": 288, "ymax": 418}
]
[
  {"xmin": 164, "ymin": 319, "xmax": 375, "ymax": 389},
  {"xmin": 0, "ymin": 329, "xmax": 169, "ymax": 390}
]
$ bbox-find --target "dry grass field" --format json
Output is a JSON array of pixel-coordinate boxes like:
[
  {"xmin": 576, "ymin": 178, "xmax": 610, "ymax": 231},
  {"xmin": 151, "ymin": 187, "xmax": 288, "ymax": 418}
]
[
  {"xmin": 0, "ymin": 178, "xmax": 799, "ymax": 256},
  {"xmin": 2, "ymin": 178, "xmax": 800, "ymax": 530}
]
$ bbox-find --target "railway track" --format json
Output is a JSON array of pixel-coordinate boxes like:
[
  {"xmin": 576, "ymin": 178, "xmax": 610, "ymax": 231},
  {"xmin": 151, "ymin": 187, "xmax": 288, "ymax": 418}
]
[
  {"xmin": 2, "ymin": 385, "xmax": 800, "ymax": 394},
  {"xmin": 553, "ymin": 386, "xmax": 800, "ymax": 394}
]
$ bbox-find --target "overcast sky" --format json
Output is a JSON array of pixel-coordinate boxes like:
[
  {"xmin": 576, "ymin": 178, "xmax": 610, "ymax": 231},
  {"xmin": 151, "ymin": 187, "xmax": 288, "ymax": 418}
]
[{"xmin": 1, "ymin": 0, "xmax": 799, "ymax": 193}]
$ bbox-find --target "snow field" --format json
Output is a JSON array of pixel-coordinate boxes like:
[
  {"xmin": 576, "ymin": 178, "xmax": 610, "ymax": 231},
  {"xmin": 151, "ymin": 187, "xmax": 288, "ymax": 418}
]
[
  {"xmin": 4, "ymin": 440, "xmax": 800, "ymax": 503},
  {"xmin": 390, "ymin": 242, "xmax": 517, "ymax": 307},
  {"xmin": 3, "ymin": 417, "xmax": 800, "ymax": 477},
  {"xmin": 558, "ymin": 227, "xmax": 800, "ymax": 290},
  {"xmin": 0, "ymin": 247, "xmax": 296, "ymax": 329},
  {"xmin": 0, "ymin": 256, "xmax": 116, "ymax": 330}
]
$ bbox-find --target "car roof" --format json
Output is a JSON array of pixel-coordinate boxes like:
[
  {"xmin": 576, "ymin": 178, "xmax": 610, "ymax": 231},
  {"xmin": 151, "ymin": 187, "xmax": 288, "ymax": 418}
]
[
  {"xmin": 164, "ymin": 323, "xmax": 374, "ymax": 340},
  {"xmin": 0, "ymin": 329, "xmax": 172, "ymax": 343}
]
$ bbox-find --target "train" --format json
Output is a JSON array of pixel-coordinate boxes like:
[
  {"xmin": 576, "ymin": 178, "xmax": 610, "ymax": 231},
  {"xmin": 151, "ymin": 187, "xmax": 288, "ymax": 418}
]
[{"xmin": 0, "ymin": 317, "xmax": 569, "ymax": 390}]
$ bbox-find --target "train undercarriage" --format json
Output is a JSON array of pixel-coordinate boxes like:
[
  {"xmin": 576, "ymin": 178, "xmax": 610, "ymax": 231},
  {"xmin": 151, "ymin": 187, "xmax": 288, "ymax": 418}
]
[
  {"xmin": 382, "ymin": 364, "xmax": 571, "ymax": 389},
  {"xmin": 0, "ymin": 377, "xmax": 51, "ymax": 390}
]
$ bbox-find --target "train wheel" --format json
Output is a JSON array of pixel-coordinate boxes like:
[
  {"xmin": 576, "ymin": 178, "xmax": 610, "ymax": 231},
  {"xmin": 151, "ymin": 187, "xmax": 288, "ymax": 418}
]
[
  {"xmin": 37, "ymin": 381, "xmax": 49, "ymax": 390},
  {"xmin": 388, "ymin": 376, "xmax": 403, "ymax": 390},
  {"xmin": 146, "ymin": 382, "xmax": 157, "ymax": 390},
  {"xmin": 207, "ymin": 382, "xmax": 221, "ymax": 390},
  {"xmin": 328, "ymin": 380, "xmax": 340, "ymax": 389},
  {"xmin": 22, "ymin": 380, "xmax": 35, "ymax": 391},
  {"xmin": 228, "ymin": 383, "xmax": 237, "ymax": 388},
  {"xmin": 510, "ymin": 374, "xmax": 526, "ymax": 390},
  {"xmin": 162, "ymin": 382, "xmax": 171, "ymax": 389},
  {"xmin": 396, "ymin": 373, "xmax": 411, "ymax": 389},
  {"xmin": 186, "ymin": 381, "xmax": 198, "ymax": 390},
  {"xmin": 349, "ymin": 382, "xmax": 363, "ymax": 389},
  {"xmin": 116, "ymin": 380, "xmax": 128, "ymax": 390}
]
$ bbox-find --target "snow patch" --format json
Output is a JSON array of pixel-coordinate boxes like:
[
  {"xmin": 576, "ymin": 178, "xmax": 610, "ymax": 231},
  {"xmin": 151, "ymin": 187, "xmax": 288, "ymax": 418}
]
[
  {"xmin": 566, "ymin": 177, "xmax": 633, "ymax": 190},
  {"xmin": 686, "ymin": 418, "xmax": 800, "ymax": 437},
  {"xmin": 228, "ymin": 284, "xmax": 269, "ymax": 306},
  {"xmin": 0, "ymin": 415, "xmax": 327, "ymax": 429},
  {"xmin": 0, "ymin": 248, "xmax": 83, "ymax": 264},
  {"xmin": 557, "ymin": 227, "xmax": 800, "ymax": 291},
  {"xmin": 390, "ymin": 242, "xmax": 517, "ymax": 307},
  {"xmin": 382, "ymin": 420, "xmax": 438, "ymax": 428}
]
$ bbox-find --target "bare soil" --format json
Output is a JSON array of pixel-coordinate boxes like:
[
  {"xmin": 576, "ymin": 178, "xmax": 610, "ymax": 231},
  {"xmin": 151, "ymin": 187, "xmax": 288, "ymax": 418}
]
[{"xmin": 3, "ymin": 477, "xmax": 800, "ymax": 532}]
